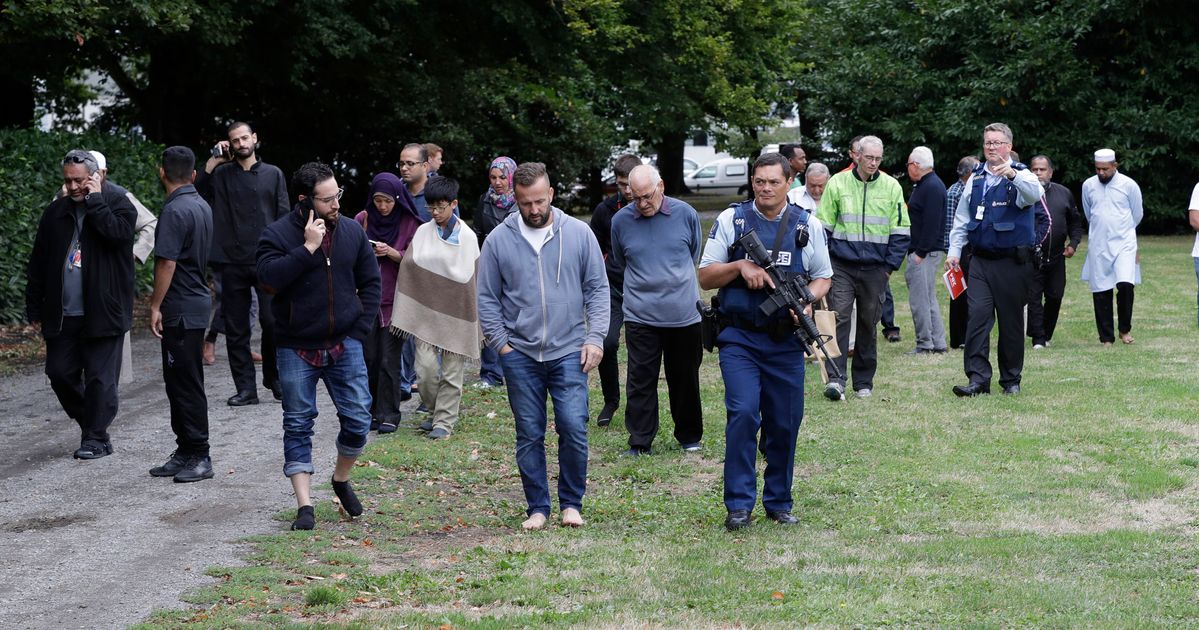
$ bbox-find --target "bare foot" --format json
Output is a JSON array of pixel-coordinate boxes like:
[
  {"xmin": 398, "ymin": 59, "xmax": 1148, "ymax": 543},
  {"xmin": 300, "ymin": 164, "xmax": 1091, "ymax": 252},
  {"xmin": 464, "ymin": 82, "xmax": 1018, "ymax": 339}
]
[
  {"xmin": 521, "ymin": 513, "xmax": 547, "ymax": 530},
  {"xmin": 561, "ymin": 507, "xmax": 584, "ymax": 527},
  {"xmin": 1101, "ymin": 341, "xmax": 1113, "ymax": 348},
  {"xmin": 202, "ymin": 341, "xmax": 216, "ymax": 365},
  {"xmin": 1120, "ymin": 333, "xmax": 1135, "ymax": 345}
]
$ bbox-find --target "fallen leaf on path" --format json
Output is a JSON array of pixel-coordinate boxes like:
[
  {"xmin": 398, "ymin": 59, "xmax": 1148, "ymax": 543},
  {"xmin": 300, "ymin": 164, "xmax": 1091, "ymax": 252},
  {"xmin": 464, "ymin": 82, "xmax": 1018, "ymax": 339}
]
[{"xmin": 772, "ymin": 591, "xmax": 785, "ymax": 600}]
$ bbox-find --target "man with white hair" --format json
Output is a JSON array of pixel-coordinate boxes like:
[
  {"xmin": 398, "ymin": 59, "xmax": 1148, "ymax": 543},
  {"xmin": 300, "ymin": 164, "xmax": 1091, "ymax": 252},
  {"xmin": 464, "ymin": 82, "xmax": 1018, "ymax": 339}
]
[
  {"xmin": 1081, "ymin": 149, "xmax": 1142, "ymax": 346},
  {"xmin": 903, "ymin": 146, "xmax": 948, "ymax": 354},
  {"xmin": 817, "ymin": 135, "xmax": 910, "ymax": 400},
  {"xmin": 610, "ymin": 164, "xmax": 705, "ymax": 456},
  {"xmin": 788, "ymin": 162, "xmax": 830, "ymax": 209}
]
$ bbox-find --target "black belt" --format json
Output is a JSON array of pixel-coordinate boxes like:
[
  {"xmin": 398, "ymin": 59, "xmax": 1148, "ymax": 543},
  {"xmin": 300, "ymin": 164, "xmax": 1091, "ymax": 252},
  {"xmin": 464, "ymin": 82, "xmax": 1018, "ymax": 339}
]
[
  {"xmin": 726, "ymin": 315, "xmax": 792, "ymax": 339},
  {"xmin": 973, "ymin": 247, "xmax": 1021, "ymax": 260}
]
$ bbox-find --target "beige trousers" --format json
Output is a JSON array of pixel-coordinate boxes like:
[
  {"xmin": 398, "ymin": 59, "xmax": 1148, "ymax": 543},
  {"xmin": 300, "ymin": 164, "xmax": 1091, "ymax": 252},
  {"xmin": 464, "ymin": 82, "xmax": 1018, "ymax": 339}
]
[{"xmin": 415, "ymin": 340, "xmax": 465, "ymax": 432}]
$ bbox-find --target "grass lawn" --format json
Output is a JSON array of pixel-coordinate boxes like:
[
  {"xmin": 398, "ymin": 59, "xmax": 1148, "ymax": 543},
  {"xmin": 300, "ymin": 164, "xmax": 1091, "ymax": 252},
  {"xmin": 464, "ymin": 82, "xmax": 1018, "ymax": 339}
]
[{"xmin": 138, "ymin": 235, "xmax": 1199, "ymax": 628}]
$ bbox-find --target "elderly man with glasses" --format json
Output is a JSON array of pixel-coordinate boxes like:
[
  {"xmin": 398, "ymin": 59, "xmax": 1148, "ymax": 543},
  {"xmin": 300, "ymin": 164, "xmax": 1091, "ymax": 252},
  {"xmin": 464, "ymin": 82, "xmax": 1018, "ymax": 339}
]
[
  {"xmin": 257, "ymin": 162, "xmax": 381, "ymax": 531},
  {"xmin": 609, "ymin": 164, "xmax": 705, "ymax": 457},
  {"xmin": 26, "ymin": 149, "xmax": 137, "ymax": 459},
  {"xmin": 816, "ymin": 135, "xmax": 910, "ymax": 401}
]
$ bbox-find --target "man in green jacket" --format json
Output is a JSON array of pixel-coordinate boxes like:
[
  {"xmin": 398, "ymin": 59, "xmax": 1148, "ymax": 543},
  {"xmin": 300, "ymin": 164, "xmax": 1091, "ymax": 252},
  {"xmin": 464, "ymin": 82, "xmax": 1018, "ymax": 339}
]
[{"xmin": 816, "ymin": 135, "xmax": 910, "ymax": 400}]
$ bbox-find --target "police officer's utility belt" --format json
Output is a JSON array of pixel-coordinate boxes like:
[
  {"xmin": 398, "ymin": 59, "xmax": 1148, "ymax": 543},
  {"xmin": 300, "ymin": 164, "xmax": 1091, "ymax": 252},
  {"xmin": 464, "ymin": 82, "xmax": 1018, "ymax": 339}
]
[
  {"xmin": 973, "ymin": 246, "xmax": 1033, "ymax": 263},
  {"xmin": 726, "ymin": 315, "xmax": 794, "ymax": 340}
]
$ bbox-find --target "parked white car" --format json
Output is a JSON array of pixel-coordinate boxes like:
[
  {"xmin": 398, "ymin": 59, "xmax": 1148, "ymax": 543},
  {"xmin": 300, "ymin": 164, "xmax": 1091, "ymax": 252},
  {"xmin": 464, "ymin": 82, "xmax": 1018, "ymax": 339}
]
[{"xmin": 683, "ymin": 157, "xmax": 750, "ymax": 195}]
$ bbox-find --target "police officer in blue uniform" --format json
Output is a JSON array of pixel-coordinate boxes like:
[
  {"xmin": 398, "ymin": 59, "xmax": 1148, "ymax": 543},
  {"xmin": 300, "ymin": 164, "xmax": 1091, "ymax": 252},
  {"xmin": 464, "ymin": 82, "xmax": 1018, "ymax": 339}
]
[
  {"xmin": 698, "ymin": 153, "xmax": 833, "ymax": 531},
  {"xmin": 946, "ymin": 123, "xmax": 1044, "ymax": 396}
]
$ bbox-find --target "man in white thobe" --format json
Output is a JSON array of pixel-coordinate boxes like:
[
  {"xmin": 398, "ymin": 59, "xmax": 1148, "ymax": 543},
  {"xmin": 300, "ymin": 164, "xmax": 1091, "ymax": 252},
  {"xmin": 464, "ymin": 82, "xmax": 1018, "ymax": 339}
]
[{"xmin": 1080, "ymin": 148, "xmax": 1142, "ymax": 346}]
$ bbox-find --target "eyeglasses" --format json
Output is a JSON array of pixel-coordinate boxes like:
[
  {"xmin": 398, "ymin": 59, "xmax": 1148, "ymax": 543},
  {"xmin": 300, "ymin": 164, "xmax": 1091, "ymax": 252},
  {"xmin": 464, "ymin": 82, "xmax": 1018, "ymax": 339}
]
[
  {"xmin": 861, "ymin": 155, "xmax": 883, "ymax": 163},
  {"xmin": 398, "ymin": 160, "xmax": 426, "ymax": 168},
  {"xmin": 984, "ymin": 141, "xmax": 1010, "ymax": 148},
  {"xmin": 61, "ymin": 155, "xmax": 90, "ymax": 166},
  {"xmin": 313, "ymin": 188, "xmax": 344, "ymax": 204},
  {"xmin": 428, "ymin": 202, "xmax": 455, "ymax": 213},
  {"xmin": 629, "ymin": 189, "xmax": 658, "ymax": 205}
]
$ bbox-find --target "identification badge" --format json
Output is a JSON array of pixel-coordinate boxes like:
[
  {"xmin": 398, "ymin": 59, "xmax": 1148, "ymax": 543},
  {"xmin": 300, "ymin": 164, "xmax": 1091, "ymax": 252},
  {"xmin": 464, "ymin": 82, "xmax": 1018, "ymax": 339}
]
[
  {"xmin": 69, "ymin": 242, "xmax": 82, "ymax": 270},
  {"xmin": 974, "ymin": 205, "xmax": 985, "ymax": 221}
]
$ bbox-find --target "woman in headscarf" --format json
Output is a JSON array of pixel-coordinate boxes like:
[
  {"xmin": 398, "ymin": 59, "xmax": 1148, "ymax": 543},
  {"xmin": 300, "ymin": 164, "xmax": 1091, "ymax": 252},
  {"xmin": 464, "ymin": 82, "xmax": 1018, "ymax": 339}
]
[
  {"xmin": 473, "ymin": 156, "xmax": 517, "ymax": 387},
  {"xmin": 355, "ymin": 172, "xmax": 422, "ymax": 432}
]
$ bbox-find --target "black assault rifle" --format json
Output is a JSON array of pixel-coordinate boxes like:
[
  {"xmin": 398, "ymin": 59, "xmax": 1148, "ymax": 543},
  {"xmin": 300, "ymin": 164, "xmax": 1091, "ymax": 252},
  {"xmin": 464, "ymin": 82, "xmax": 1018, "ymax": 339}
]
[{"xmin": 732, "ymin": 229, "xmax": 842, "ymax": 380}]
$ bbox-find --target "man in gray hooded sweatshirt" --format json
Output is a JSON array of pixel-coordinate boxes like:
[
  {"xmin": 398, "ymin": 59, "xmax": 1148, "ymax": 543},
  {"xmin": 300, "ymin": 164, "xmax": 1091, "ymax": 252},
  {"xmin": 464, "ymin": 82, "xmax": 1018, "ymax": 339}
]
[{"xmin": 476, "ymin": 161, "xmax": 609, "ymax": 531}]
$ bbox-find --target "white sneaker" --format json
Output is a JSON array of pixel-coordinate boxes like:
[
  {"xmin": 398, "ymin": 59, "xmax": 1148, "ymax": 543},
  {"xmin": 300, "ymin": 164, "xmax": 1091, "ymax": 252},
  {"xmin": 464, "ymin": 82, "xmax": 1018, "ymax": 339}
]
[
  {"xmin": 823, "ymin": 382, "xmax": 846, "ymax": 401},
  {"xmin": 1032, "ymin": 343, "xmax": 1045, "ymax": 350},
  {"xmin": 855, "ymin": 388, "xmax": 872, "ymax": 399}
]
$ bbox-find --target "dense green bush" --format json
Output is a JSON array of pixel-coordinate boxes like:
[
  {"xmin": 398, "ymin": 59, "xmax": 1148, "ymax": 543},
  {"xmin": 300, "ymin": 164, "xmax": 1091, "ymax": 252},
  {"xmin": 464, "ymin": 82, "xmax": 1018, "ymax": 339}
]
[{"xmin": 0, "ymin": 129, "xmax": 165, "ymax": 324}]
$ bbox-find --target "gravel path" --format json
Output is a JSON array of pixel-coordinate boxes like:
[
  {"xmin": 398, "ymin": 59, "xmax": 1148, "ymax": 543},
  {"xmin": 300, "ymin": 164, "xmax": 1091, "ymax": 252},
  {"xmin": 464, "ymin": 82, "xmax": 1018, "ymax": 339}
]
[{"xmin": 0, "ymin": 331, "xmax": 400, "ymax": 629}]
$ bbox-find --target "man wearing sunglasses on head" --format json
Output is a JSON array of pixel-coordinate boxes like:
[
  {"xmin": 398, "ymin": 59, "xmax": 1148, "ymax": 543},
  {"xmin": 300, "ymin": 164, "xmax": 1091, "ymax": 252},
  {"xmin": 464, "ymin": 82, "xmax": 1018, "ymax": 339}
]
[
  {"xmin": 198, "ymin": 120, "xmax": 290, "ymax": 406},
  {"xmin": 26, "ymin": 149, "xmax": 137, "ymax": 460}
]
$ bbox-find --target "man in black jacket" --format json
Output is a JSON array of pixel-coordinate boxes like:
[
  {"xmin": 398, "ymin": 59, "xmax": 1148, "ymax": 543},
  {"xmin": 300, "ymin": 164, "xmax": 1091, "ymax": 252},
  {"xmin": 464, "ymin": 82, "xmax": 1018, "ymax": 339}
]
[
  {"xmin": 257, "ymin": 162, "xmax": 381, "ymax": 531},
  {"xmin": 1026, "ymin": 155, "xmax": 1083, "ymax": 349},
  {"xmin": 198, "ymin": 121, "xmax": 290, "ymax": 406},
  {"xmin": 26, "ymin": 149, "xmax": 136, "ymax": 459}
]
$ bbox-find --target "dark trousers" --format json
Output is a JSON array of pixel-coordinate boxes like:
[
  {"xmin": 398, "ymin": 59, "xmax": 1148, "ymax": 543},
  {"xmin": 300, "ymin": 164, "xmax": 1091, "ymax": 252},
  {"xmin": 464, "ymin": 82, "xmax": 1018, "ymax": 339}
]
[
  {"xmin": 963, "ymin": 255, "xmax": 1031, "ymax": 388},
  {"xmin": 596, "ymin": 289, "xmax": 624, "ymax": 406},
  {"xmin": 219, "ymin": 263, "xmax": 277, "ymax": 393},
  {"xmin": 881, "ymin": 284, "xmax": 898, "ymax": 333},
  {"xmin": 1027, "ymin": 257, "xmax": 1066, "ymax": 344},
  {"xmin": 826, "ymin": 260, "xmax": 888, "ymax": 390},
  {"xmin": 718, "ymin": 327, "xmax": 804, "ymax": 513},
  {"xmin": 161, "ymin": 324, "xmax": 209, "ymax": 455},
  {"xmin": 949, "ymin": 248, "xmax": 972, "ymax": 348},
  {"xmin": 362, "ymin": 322, "xmax": 403, "ymax": 423},
  {"xmin": 45, "ymin": 316, "xmax": 123, "ymax": 445},
  {"xmin": 624, "ymin": 322, "xmax": 703, "ymax": 450},
  {"xmin": 1093, "ymin": 282, "xmax": 1134, "ymax": 342}
]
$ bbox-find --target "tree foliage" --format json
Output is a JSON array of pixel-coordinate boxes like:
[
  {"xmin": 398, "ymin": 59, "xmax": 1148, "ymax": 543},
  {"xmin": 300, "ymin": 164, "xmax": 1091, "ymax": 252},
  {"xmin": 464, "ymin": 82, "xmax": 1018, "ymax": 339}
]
[{"xmin": 796, "ymin": 0, "xmax": 1199, "ymax": 230}]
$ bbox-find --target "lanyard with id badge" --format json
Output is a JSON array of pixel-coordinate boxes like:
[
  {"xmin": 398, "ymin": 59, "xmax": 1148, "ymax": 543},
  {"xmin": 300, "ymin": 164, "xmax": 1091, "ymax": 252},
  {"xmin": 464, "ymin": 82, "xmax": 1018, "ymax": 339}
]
[{"xmin": 67, "ymin": 209, "xmax": 84, "ymax": 272}]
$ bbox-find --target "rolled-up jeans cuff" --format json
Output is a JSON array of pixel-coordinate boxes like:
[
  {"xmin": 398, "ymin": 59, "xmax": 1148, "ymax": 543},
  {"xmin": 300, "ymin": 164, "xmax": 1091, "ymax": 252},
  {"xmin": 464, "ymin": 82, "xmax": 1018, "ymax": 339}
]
[
  {"xmin": 335, "ymin": 437, "xmax": 366, "ymax": 459},
  {"xmin": 284, "ymin": 461, "xmax": 315, "ymax": 477}
]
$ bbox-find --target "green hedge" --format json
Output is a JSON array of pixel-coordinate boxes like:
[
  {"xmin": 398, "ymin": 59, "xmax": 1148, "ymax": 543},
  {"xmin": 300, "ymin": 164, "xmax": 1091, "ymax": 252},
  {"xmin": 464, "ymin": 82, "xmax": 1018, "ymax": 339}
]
[{"xmin": 0, "ymin": 129, "xmax": 165, "ymax": 324}]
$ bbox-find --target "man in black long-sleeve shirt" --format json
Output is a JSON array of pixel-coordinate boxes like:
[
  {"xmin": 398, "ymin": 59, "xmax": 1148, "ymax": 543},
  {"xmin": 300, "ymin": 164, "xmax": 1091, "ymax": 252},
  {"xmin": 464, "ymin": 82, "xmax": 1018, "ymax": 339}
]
[
  {"xmin": 1026, "ymin": 155, "xmax": 1083, "ymax": 348},
  {"xmin": 903, "ymin": 146, "xmax": 948, "ymax": 353},
  {"xmin": 587, "ymin": 153, "xmax": 641, "ymax": 426},
  {"xmin": 196, "ymin": 121, "xmax": 290, "ymax": 405}
]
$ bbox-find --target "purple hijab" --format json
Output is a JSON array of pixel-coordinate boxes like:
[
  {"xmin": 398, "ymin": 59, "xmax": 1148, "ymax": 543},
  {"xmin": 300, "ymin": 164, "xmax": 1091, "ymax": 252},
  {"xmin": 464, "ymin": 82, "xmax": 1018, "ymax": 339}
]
[{"xmin": 363, "ymin": 172, "xmax": 419, "ymax": 245}]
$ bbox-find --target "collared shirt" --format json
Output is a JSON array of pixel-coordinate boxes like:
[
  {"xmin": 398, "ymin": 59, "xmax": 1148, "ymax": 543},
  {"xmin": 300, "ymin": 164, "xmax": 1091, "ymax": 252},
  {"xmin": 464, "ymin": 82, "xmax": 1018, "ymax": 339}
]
[
  {"xmin": 787, "ymin": 186, "xmax": 818, "ymax": 210},
  {"xmin": 943, "ymin": 180, "xmax": 966, "ymax": 251},
  {"xmin": 196, "ymin": 159, "xmax": 289, "ymax": 265},
  {"xmin": 700, "ymin": 203, "xmax": 834, "ymax": 280},
  {"xmin": 435, "ymin": 215, "xmax": 461, "ymax": 245},
  {"xmin": 947, "ymin": 162, "xmax": 1043, "ymax": 259},
  {"xmin": 610, "ymin": 196, "xmax": 702, "ymax": 326},
  {"xmin": 156, "ymin": 184, "xmax": 214, "ymax": 329}
]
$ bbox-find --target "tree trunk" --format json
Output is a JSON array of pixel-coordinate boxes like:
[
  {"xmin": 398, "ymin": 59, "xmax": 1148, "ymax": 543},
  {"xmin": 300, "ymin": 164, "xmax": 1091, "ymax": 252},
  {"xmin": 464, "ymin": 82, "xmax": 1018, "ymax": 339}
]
[
  {"xmin": 657, "ymin": 131, "xmax": 688, "ymax": 196},
  {"xmin": 0, "ymin": 63, "xmax": 35, "ymax": 129}
]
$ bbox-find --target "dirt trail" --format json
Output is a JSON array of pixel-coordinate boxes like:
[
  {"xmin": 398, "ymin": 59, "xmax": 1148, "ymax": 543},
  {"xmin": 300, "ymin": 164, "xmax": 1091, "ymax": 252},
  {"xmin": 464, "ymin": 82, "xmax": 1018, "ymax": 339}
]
[{"xmin": 0, "ymin": 331, "xmax": 394, "ymax": 629}]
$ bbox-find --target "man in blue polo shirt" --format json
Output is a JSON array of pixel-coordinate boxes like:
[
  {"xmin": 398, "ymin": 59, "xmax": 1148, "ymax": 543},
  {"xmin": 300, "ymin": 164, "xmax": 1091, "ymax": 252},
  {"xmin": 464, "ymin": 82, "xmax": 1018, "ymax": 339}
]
[{"xmin": 610, "ymin": 164, "xmax": 704, "ymax": 456}]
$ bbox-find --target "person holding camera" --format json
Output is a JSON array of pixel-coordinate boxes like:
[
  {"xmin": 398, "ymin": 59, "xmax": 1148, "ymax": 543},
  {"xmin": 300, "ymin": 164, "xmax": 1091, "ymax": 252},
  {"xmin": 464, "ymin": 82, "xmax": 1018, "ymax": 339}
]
[
  {"xmin": 697, "ymin": 153, "xmax": 832, "ymax": 531},
  {"xmin": 197, "ymin": 121, "xmax": 290, "ymax": 406},
  {"xmin": 26, "ymin": 149, "xmax": 137, "ymax": 459},
  {"xmin": 946, "ymin": 123, "xmax": 1044, "ymax": 396}
]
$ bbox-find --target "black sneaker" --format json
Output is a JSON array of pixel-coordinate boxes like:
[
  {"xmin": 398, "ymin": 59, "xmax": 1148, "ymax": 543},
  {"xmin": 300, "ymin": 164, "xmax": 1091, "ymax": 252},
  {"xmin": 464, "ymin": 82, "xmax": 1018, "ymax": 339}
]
[
  {"xmin": 331, "ymin": 477, "xmax": 363, "ymax": 517},
  {"xmin": 74, "ymin": 441, "xmax": 113, "ymax": 460},
  {"xmin": 725, "ymin": 509, "xmax": 751, "ymax": 531},
  {"xmin": 418, "ymin": 419, "xmax": 434, "ymax": 432},
  {"xmin": 174, "ymin": 455, "xmax": 214, "ymax": 483},
  {"xmin": 149, "ymin": 450, "xmax": 187, "ymax": 477},
  {"xmin": 596, "ymin": 402, "xmax": 618, "ymax": 427},
  {"xmin": 292, "ymin": 505, "xmax": 316, "ymax": 531}
]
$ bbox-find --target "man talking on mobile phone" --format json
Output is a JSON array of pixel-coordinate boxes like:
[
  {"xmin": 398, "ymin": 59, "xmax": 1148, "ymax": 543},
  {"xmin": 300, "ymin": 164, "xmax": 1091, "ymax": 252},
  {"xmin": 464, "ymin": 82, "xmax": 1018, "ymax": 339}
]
[{"xmin": 25, "ymin": 149, "xmax": 137, "ymax": 460}]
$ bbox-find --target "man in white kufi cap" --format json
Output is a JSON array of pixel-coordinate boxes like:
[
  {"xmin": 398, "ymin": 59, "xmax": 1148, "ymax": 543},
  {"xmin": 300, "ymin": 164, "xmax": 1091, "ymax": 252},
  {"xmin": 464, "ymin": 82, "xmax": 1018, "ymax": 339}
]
[{"xmin": 1080, "ymin": 148, "xmax": 1142, "ymax": 346}]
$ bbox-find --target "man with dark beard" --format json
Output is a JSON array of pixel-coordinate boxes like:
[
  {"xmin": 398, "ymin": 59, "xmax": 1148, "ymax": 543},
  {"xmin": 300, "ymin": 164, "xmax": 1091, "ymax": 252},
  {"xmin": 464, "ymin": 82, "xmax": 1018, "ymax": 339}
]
[{"xmin": 198, "ymin": 121, "xmax": 290, "ymax": 406}]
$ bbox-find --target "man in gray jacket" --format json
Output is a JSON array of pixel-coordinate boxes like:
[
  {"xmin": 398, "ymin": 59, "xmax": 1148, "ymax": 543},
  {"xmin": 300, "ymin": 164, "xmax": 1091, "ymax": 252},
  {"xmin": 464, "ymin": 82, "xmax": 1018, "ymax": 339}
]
[{"xmin": 477, "ymin": 162, "xmax": 609, "ymax": 530}]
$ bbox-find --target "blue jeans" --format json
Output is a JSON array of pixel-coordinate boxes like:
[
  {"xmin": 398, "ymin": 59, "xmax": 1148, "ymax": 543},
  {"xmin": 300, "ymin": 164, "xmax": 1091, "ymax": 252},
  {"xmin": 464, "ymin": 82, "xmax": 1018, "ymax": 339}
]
[
  {"xmin": 277, "ymin": 337, "xmax": 373, "ymax": 477},
  {"xmin": 479, "ymin": 344, "xmax": 504, "ymax": 385},
  {"xmin": 399, "ymin": 336, "xmax": 417, "ymax": 393},
  {"xmin": 500, "ymin": 349, "xmax": 589, "ymax": 516}
]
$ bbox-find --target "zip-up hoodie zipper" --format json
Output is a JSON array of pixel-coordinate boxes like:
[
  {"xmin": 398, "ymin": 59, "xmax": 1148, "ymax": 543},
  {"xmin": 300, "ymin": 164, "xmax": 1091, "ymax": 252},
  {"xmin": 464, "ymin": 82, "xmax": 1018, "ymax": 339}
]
[{"xmin": 325, "ymin": 239, "xmax": 335, "ymax": 337}]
